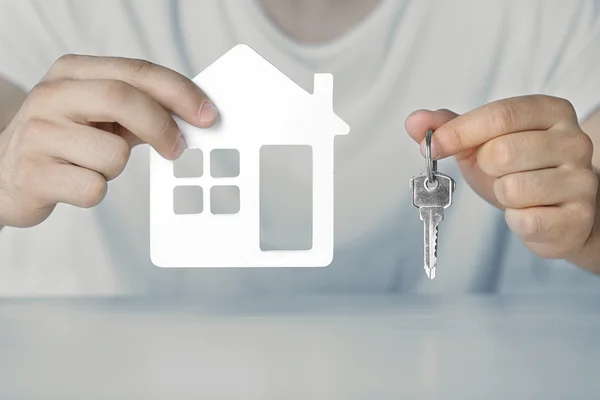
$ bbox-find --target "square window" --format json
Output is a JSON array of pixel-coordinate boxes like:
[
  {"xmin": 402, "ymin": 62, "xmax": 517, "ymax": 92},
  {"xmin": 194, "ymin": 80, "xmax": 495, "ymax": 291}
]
[
  {"xmin": 173, "ymin": 149, "xmax": 203, "ymax": 178},
  {"xmin": 210, "ymin": 149, "xmax": 240, "ymax": 177},
  {"xmin": 210, "ymin": 185, "xmax": 240, "ymax": 214},
  {"xmin": 173, "ymin": 186, "xmax": 203, "ymax": 214}
]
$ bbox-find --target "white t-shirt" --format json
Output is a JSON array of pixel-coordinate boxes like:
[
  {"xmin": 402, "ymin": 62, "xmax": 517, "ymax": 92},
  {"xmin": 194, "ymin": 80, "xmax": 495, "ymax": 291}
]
[{"xmin": 0, "ymin": 0, "xmax": 599, "ymax": 297}]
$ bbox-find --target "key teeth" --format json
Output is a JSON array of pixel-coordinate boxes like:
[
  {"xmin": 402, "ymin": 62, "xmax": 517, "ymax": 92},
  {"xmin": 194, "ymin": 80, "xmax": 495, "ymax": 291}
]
[{"xmin": 434, "ymin": 225, "xmax": 438, "ymax": 258}]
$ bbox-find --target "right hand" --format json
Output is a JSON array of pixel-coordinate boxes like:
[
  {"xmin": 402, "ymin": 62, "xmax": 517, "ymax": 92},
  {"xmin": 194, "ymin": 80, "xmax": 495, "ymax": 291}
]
[{"xmin": 0, "ymin": 54, "xmax": 218, "ymax": 228}]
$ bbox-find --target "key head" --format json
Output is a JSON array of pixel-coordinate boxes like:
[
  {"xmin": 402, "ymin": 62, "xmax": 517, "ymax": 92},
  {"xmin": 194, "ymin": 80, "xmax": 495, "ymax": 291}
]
[{"xmin": 410, "ymin": 172, "xmax": 455, "ymax": 209}]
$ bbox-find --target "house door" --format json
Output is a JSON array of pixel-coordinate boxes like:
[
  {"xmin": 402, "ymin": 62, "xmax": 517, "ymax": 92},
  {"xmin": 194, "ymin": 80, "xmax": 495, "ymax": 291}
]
[{"xmin": 259, "ymin": 145, "xmax": 313, "ymax": 251}]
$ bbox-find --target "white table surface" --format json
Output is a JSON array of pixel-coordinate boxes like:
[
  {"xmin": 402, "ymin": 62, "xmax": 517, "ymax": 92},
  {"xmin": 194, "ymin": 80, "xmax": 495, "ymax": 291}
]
[{"xmin": 1, "ymin": 294, "xmax": 600, "ymax": 399}]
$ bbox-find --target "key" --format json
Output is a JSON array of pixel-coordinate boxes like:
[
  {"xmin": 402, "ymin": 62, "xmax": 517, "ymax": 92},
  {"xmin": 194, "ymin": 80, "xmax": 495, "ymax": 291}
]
[
  {"xmin": 409, "ymin": 129, "xmax": 455, "ymax": 279},
  {"xmin": 410, "ymin": 171, "xmax": 455, "ymax": 279}
]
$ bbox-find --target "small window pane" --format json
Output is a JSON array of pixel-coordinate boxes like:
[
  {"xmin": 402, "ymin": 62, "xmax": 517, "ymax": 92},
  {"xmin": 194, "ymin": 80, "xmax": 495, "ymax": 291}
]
[
  {"xmin": 174, "ymin": 149, "xmax": 203, "ymax": 178},
  {"xmin": 210, "ymin": 149, "xmax": 240, "ymax": 177},
  {"xmin": 173, "ymin": 186, "xmax": 203, "ymax": 214},
  {"xmin": 210, "ymin": 185, "xmax": 240, "ymax": 214}
]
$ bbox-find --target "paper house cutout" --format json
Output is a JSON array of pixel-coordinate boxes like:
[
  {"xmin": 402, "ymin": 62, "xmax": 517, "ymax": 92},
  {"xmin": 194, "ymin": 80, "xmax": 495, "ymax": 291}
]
[{"xmin": 150, "ymin": 44, "xmax": 350, "ymax": 268}]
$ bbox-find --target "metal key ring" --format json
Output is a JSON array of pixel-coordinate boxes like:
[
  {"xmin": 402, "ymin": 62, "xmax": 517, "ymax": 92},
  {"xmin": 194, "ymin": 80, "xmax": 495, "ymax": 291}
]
[{"xmin": 425, "ymin": 129, "xmax": 437, "ymax": 185}]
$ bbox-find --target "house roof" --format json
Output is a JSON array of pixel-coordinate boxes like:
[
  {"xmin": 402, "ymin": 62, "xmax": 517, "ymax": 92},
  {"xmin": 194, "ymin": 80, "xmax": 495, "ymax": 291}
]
[{"xmin": 189, "ymin": 44, "xmax": 350, "ymax": 142}]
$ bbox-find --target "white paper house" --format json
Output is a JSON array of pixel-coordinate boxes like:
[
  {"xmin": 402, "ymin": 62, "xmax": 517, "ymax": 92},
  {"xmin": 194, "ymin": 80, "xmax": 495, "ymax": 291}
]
[{"xmin": 150, "ymin": 44, "xmax": 350, "ymax": 268}]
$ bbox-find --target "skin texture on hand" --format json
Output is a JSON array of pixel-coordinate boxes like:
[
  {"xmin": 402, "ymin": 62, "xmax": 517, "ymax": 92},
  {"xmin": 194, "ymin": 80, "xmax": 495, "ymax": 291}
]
[
  {"xmin": 0, "ymin": 54, "xmax": 219, "ymax": 228},
  {"xmin": 405, "ymin": 95, "xmax": 600, "ymax": 273}
]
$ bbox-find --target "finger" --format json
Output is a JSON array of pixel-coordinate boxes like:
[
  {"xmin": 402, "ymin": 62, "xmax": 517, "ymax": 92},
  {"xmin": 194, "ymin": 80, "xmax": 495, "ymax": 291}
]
[
  {"xmin": 477, "ymin": 129, "xmax": 593, "ymax": 177},
  {"xmin": 505, "ymin": 203, "xmax": 594, "ymax": 245},
  {"xmin": 30, "ymin": 79, "xmax": 182, "ymax": 160},
  {"xmin": 42, "ymin": 54, "xmax": 218, "ymax": 128},
  {"xmin": 405, "ymin": 109, "xmax": 458, "ymax": 146},
  {"xmin": 430, "ymin": 95, "xmax": 578, "ymax": 159},
  {"xmin": 91, "ymin": 122, "xmax": 144, "ymax": 148},
  {"xmin": 26, "ymin": 119, "xmax": 131, "ymax": 181},
  {"xmin": 30, "ymin": 162, "xmax": 108, "ymax": 209},
  {"xmin": 494, "ymin": 168, "xmax": 598, "ymax": 209}
]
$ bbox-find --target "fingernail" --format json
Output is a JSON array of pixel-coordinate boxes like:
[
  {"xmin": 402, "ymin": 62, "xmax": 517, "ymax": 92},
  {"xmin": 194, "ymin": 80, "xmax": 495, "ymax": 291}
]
[
  {"xmin": 173, "ymin": 135, "xmax": 186, "ymax": 158},
  {"xmin": 198, "ymin": 101, "xmax": 218, "ymax": 123}
]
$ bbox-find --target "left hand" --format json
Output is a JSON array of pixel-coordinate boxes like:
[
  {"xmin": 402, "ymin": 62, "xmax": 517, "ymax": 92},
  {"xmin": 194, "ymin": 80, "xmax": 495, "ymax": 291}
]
[{"xmin": 405, "ymin": 95, "xmax": 598, "ymax": 263}]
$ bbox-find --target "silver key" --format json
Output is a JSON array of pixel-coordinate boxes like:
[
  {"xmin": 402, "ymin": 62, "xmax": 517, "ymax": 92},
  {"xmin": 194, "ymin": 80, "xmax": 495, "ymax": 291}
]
[{"xmin": 409, "ymin": 130, "xmax": 455, "ymax": 279}]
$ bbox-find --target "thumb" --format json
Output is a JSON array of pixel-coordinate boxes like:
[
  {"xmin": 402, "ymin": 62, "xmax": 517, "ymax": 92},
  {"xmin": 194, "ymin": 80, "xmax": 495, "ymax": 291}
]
[
  {"xmin": 405, "ymin": 109, "xmax": 459, "ymax": 158},
  {"xmin": 406, "ymin": 109, "xmax": 501, "ymax": 208}
]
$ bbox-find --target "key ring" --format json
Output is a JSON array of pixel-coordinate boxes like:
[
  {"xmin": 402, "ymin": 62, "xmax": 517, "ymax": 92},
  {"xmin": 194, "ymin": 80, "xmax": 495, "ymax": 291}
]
[{"xmin": 425, "ymin": 129, "xmax": 437, "ymax": 186}]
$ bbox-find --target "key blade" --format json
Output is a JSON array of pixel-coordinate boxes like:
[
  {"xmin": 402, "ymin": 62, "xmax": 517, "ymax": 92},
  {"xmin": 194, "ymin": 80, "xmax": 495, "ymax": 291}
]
[
  {"xmin": 420, "ymin": 207, "xmax": 443, "ymax": 280},
  {"xmin": 426, "ymin": 266, "xmax": 436, "ymax": 279},
  {"xmin": 425, "ymin": 222, "xmax": 437, "ymax": 279}
]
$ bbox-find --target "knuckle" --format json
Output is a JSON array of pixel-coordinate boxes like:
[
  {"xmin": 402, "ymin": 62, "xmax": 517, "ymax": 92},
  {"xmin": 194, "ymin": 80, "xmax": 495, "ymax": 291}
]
[
  {"xmin": 102, "ymin": 80, "xmax": 135, "ymax": 107},
  {"xmin": 577, "ymin": 203, "xmax": 595, "ymax": 226},
  {"xmin": 498, "ymin": 174, "xmax": 524, "ymax": 205},
  {"xmin": 50, "ymin": 53, "xmax": 80, "ymax": 72},
  {"xmin": 490, "ymin": 138, "xmax": 516, "ymax": 173},
  {"xmin": 126, "ymin": 58, "xmax": 154, "ymax": 85},
  {"xmin": 107, "ymin": 140, "xmax": 131, "ymax": 178},
  {"xmin": 22, "ymin": 117, "xmax": 50, "ymax": 136},
  {"xmin": 519, "ymin": 211, "xmax": 543, "ymax": 239},
  {"xmin": 577, "ymin": 169, "xmax": 598, "ymax": 194},
  {"xmin": 552, "ymin": 96, "xmax": 577, "ymax": 119},
  {"xmin": 570, "ymin": 133, "xmax": 594, "ymax": 164},
  {"xmin": 570, "ymin": 169, "xmax": 599, "ymax": 211},
  {"xmin": 79, "ymin": 175, "xmax": 107, "ymax": 208},
  {"xmin": 19, "ymin": 118, "xmax": 52, "ymax": 147},
  {"xmin": 157, "ymin": 116, "xmax": 175, "ymax": 143},
  {"xmin": 491, "ymin": 102, "xmax": 518, "ymax": 132},
  {"xmin": 570, "ymin": 202, "xmax": 595, "ymax": 239},
  {"xmin": 29, "ymin": 80, "xmax": 60, "ymax": 100}
]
